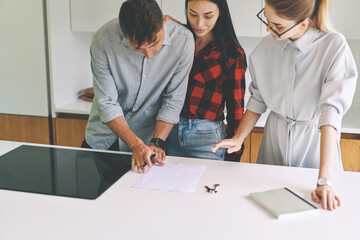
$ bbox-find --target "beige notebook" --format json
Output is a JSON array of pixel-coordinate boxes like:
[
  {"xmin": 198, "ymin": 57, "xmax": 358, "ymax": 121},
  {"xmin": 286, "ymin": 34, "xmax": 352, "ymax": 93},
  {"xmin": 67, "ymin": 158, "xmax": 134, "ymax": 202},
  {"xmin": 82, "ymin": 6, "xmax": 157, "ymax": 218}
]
[{"xmin": 249, "ymin": 188, "xmax": 320, "ymax": 219}]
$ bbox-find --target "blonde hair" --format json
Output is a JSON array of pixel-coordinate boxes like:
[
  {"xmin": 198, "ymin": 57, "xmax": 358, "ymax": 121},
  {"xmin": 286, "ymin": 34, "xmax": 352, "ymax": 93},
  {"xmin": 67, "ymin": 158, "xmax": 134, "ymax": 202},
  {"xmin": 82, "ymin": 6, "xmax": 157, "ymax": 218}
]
[{"xmin": 266, "ymin": 0, "xmax": 334, "ymax": 32}]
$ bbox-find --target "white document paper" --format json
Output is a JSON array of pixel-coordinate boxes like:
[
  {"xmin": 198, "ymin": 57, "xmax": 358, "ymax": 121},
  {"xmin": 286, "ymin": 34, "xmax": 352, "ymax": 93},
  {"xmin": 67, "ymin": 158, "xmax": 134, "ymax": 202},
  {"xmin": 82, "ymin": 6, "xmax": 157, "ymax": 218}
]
[{"xmin": 132, "ymin": 163, "xmax": 206, "ymax": 193}]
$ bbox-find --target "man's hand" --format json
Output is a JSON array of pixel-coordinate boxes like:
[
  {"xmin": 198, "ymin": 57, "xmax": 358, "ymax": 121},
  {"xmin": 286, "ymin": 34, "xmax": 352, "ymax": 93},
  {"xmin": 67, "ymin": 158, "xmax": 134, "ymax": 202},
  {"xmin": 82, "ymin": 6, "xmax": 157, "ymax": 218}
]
[
  {"xmin": 149, "ymin": 143, "xmax": 166, "ymax": 163},
  {"xmin": 311, "ymin": 186, "xmax": 341, "ymax": 210},
  {"xmin": 130, "ymin": 143, "xmax": 157, "ymax": 173}
]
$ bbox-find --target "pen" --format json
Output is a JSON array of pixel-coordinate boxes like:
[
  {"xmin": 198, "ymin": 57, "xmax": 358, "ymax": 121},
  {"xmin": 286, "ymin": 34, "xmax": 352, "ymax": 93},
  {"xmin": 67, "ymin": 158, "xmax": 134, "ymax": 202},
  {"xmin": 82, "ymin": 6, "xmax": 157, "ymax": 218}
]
[{"xmin": 141, "ymin": 153, "xmax": 156, "ymax": 168}]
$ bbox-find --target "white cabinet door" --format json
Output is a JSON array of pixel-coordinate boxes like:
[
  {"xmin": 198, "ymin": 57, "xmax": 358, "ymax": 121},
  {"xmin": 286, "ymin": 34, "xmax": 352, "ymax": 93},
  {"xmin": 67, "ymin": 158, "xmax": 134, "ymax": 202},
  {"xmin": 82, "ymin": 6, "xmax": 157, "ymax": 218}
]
[
  {"xmin": 330, "ymin": 0, "xmax": 360, "ymax": 40},
  {"xmin": 0, "ymin": 0, "xmax": 49, "ymax": 117},
  {"xmin": 228, "ymin": 0, "xmax": 263, "ymax": 37},
  {"xmin": 161, "ymin": 0, "xmax": 187, "ymax": 24},
  {"xmin": 70, "ymin": 0, "xmax": 126, "ymax": 32},
  {"xmin": 70, "ymin": 0, "xmax": 162, "ymax": 32}
]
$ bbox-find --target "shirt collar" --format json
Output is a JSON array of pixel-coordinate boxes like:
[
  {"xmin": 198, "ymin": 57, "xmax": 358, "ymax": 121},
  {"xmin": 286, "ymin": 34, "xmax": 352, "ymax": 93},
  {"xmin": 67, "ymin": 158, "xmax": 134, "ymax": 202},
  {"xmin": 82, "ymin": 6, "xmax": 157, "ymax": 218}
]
[
  {"xmin": 162, "ymin": 22, "xmax": 171, "ymax": 46},
  {"xmin": 293, "ymin": 28, "xmax": 319, "ymax": 53},
  {"xmin": 121, "ymin": 36, "xmax": 131, "ymax": 46},
  {"xmin": 281, "ymin": 27, "xmax": 319, "ymax": 53}
]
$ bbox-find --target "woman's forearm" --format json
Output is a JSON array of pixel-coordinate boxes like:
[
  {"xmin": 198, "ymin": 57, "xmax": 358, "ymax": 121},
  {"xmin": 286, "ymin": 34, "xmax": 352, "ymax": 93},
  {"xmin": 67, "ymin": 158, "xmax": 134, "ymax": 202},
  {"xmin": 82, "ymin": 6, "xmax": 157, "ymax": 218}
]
[
  {"xmin": 233, "ymin": 110, "xmax": 261, "ymax": 142},
  {"xmin": 318, "ymin": 125, "xmax": 338, "ymax": 181}
]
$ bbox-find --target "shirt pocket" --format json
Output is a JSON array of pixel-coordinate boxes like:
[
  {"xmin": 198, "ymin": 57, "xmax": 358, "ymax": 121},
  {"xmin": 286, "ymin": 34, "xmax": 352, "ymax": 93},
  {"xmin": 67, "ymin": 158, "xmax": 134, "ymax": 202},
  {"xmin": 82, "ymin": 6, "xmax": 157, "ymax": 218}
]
[{"xmin": 193, "ymin": 120, "xmax": 224, "ymax": 135}]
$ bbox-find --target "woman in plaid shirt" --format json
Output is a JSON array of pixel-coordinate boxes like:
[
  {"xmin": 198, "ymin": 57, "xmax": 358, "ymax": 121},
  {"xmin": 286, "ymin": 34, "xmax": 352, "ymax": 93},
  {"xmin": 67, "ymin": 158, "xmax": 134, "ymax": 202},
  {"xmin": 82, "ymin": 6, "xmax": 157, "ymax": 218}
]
[{"xmin": 166, "ymin": 0, "xmax": 246, "ymax": 161}]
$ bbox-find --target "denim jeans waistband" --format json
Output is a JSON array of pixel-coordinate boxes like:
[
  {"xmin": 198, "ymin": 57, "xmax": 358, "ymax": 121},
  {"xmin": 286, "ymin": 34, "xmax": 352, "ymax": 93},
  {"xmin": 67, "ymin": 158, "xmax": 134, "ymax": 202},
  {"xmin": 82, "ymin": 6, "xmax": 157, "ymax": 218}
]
[{"xmin": 179, "ymin": 118, "xmax": 223, "ymax": 130}]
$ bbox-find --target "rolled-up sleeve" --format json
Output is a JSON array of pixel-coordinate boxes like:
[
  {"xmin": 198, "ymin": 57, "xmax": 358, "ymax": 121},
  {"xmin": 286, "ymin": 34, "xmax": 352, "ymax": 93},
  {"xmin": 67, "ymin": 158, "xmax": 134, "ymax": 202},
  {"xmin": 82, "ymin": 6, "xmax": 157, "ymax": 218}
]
[
  {"xmin": 90, "ymin": 34, "xmax": 124, "ymax": 124},
  {"xmin": 246, "ymin": 56, "xmax": 268, "ymax": 114},
  {"xmin": 157, "ymin": 35, "xmax": 195, "ymax": 124},
  {"xmin": 318, "ymin": 37, "xmax": 358, "ymax": 132}
]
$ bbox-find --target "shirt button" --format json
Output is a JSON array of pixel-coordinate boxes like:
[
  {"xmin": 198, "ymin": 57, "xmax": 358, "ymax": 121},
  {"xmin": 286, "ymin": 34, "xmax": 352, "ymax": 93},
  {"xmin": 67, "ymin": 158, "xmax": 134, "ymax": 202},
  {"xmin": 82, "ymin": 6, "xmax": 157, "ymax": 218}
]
[{"xmin": 143, "ymin": 74, "xmax": 147, "ymax": 78}]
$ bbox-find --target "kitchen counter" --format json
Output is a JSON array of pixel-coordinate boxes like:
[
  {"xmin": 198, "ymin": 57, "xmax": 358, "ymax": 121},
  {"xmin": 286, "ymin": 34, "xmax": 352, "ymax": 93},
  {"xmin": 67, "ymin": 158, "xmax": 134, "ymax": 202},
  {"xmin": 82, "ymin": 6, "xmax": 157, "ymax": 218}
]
[
  {"xmin": 55, "ymin": 98, "xmax": 92, "ymax": 115},
  {"xmin": 1, "ymin": 140, "xmax": 360, "ymax": 240}
]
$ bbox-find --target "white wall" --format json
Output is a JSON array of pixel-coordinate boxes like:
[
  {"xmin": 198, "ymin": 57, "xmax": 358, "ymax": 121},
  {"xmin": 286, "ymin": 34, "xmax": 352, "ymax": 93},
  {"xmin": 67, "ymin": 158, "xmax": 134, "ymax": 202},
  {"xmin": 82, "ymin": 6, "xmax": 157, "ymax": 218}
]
[
  {"xmin": 0, "ymin": 0, "xmax": 49, "ymax": 117},
  {"xmin": 347, "ymin": 40, "xmax": 360, "ymax": 104}
]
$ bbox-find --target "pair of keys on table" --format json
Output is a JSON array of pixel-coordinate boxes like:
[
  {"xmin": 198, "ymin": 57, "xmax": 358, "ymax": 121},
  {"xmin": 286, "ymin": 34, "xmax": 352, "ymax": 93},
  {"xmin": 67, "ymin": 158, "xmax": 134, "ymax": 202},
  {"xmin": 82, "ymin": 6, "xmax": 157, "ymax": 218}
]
[{"xmin": 205, "ymin": 184, "xmax": 220, "ymax": 194}]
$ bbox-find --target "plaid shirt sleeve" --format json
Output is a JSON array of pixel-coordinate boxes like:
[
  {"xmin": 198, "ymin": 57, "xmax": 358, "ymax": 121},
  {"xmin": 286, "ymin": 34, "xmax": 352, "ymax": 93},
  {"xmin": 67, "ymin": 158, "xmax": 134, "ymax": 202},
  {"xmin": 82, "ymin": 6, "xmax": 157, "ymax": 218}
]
[{"xmin": 224, "ymin": 47, "xmax": 247, "ymax": 161}]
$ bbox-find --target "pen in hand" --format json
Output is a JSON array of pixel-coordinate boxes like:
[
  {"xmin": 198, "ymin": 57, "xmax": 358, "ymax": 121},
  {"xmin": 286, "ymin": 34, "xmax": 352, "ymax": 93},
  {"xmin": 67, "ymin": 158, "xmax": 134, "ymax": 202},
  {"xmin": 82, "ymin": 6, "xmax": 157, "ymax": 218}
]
[{"xmin": 141, "ymin": 153, "xmax": 156, "ymax": 168}]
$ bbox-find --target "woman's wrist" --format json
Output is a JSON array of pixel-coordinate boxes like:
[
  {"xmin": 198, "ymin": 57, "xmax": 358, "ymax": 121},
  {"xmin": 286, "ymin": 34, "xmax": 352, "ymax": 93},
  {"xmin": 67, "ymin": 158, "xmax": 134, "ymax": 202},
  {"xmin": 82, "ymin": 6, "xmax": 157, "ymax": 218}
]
[
  {"xmin": 317, "ymin": 177, "xmax": 332, "ymax": 187},
  {"xmin": 233, "ymin": 134, "xmax": 244, "ymax": 144}
]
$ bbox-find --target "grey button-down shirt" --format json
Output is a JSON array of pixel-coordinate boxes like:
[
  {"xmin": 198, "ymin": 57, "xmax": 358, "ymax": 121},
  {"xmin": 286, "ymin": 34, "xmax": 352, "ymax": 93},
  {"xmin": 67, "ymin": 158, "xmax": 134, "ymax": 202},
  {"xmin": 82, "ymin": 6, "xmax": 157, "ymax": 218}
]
[
  {"xmin": 247, "ymin": 28, "xmax": 357, "ymax": 169},
  {"xmin": 85, "ymin": 19, "xmax": 195, "ymax": 151}
]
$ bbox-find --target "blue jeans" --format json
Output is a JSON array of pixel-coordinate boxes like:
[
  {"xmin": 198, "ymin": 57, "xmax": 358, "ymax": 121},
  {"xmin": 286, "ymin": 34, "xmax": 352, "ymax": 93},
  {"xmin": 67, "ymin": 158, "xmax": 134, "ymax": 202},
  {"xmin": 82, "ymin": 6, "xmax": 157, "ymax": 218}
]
[{"xmin": 166, "ymin": 118, "xmax": 226, "ymax": 160}]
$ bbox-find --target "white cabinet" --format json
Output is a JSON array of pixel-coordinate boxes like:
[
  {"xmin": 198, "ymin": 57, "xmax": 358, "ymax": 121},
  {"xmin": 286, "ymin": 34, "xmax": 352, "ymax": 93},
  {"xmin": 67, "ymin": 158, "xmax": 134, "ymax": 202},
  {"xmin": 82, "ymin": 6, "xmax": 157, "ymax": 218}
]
[
  {"xmin": 0, "ymin": 0, "xmax": 49, "ymax": 117},
  {"xmin": 48, "ymin": 0, "xmax": 93, "ymax": 116},
  {"xmin": 70, "ymin": 0, "xmax": 126, "ymax": 32},
  {"xmin": 70, "ymin": 0, "xmax": 162, "ymax": 32},
  {"xmin": 330, "ymin": 0, "xmax": 360, "ymax": 40}
]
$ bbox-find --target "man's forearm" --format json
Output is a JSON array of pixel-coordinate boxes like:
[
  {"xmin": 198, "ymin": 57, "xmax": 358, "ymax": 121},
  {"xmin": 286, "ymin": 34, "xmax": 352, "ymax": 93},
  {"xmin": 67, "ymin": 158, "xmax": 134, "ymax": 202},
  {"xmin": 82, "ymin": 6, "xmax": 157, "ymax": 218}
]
[
  {"xmin": 152, "ymin": 120, "xmax": 174, "ymax": 140},
  {"xmin": 106, "ymin": 116, "xmax": 143, "ymax": 150}
]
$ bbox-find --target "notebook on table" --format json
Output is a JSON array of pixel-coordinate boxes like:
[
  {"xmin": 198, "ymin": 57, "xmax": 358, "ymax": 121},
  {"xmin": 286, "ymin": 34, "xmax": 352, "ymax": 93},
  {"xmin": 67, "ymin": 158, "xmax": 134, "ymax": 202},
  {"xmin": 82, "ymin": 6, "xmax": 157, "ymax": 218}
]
[{"xmin": 249, "ymin": 187, "xmax": 320, "ymax": 219}]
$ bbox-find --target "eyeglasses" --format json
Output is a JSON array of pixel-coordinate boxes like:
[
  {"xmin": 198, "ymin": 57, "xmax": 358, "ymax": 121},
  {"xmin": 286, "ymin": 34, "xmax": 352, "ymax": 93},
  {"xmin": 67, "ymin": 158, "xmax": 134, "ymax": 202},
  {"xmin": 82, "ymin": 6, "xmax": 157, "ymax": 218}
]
[{"xmin": 256, "ymin": 8, "xmax": 304, "ymax": 38}]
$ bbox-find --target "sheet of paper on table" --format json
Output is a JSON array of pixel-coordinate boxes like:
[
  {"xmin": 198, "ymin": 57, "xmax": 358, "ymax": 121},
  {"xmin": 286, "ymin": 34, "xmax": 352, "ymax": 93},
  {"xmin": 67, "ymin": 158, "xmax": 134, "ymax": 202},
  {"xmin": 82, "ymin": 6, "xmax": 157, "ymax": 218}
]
[{"xmin": 132, "ymin": 163, "xmax": 206, "ymax": 193}]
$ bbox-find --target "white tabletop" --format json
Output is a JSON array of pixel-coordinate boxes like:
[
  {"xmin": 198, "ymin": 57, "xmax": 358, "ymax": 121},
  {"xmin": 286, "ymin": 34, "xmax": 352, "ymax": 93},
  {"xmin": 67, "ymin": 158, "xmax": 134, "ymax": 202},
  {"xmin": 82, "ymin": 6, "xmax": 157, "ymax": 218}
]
[{"xmin": 0, "ymin": 140, "xmax": 359, "ymax": 240}]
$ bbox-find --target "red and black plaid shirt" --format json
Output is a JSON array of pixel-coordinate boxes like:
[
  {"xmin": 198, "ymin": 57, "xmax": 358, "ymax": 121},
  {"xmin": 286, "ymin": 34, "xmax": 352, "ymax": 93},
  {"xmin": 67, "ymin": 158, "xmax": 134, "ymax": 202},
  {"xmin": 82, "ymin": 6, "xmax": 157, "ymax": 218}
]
[{"xmin": 180, "ymin": 41, "xmax": 246, "ymax": 161}]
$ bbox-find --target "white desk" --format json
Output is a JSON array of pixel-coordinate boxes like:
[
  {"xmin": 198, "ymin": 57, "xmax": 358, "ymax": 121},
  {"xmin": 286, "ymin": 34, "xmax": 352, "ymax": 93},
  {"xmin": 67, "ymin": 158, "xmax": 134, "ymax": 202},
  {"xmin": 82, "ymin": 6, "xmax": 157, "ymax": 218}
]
[{"xmin": 0, "ymin": 140, "xmax": 359, "ymax": 240}]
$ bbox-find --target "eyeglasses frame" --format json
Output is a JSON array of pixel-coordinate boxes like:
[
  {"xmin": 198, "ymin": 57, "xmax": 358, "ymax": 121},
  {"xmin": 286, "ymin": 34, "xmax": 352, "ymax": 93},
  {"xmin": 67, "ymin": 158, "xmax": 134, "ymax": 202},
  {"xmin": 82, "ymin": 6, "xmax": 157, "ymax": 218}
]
[{"xmin": 256, "ymin": 8, "xmax": 305, "ymax": 38}]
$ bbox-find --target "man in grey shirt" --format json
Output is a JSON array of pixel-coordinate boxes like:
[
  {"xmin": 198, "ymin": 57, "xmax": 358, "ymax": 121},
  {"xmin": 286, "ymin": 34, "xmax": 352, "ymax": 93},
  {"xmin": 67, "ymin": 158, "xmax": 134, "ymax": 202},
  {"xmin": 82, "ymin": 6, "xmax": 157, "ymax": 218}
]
[{"xmin": 83, "ymin": 0, "xmax": 194, "ymax": 172}]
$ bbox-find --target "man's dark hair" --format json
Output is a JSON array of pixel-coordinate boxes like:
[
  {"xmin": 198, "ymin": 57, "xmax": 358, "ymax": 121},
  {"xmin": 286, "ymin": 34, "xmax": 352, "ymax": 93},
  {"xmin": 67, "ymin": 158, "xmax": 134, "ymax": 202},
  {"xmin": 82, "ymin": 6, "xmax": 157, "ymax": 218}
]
[{"xmin": 119, "ymin": 0, "xmax": 163, "ymax": 48}]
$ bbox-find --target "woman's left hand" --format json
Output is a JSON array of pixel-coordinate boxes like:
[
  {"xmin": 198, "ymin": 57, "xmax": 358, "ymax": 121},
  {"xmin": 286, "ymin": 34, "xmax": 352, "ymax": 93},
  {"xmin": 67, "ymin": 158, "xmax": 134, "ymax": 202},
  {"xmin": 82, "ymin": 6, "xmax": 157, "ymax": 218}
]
[{"xmin": 311, "ymin": 186, "xmax": 341, "ymax": 210}]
